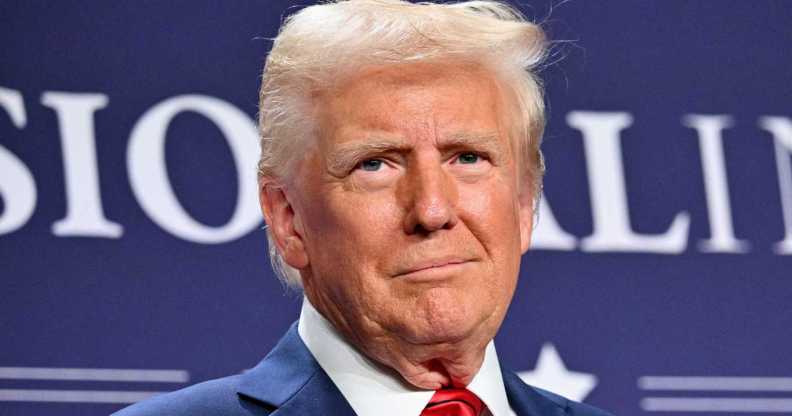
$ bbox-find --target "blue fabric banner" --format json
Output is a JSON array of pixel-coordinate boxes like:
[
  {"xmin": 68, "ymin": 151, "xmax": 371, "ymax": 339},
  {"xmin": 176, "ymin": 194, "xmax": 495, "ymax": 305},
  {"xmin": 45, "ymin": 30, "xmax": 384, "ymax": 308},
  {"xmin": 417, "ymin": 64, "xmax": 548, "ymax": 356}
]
[{"xmin": 1, "ymin": 1, "xmax": 791, "ymax": 415}]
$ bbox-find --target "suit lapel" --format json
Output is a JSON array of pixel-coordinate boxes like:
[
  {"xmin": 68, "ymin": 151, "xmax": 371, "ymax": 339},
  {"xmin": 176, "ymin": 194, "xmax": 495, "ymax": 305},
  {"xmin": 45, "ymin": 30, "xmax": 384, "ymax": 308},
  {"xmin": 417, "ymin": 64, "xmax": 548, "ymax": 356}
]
[
  {"xmin": 270, "ymin": 369, "xmax": 356, "ymax": 415},
  {"xmin": 237, "ymin": 322, "xmax": 568, "ymax": 416},
  {"xmin": 236, "ymin": 322, "xmax": 356, "ymax": 415},
  {"xmin": 502, "ymin": 370, "xmax": 568, "ymax": 416}
]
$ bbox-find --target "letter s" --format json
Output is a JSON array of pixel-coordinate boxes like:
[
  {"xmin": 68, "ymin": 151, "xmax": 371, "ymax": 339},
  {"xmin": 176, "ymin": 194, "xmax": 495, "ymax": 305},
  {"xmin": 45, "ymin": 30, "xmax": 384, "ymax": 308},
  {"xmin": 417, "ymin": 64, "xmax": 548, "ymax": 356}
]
[{"xmin": 0, "ymin": 86, "xmax": 37, "ymax": 235}]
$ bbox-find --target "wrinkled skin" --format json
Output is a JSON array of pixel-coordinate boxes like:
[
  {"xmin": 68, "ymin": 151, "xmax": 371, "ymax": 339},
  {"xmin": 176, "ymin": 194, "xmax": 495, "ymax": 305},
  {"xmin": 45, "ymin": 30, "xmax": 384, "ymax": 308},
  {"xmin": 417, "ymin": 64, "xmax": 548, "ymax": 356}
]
[{"xmin": 260, "ymin": 61, "xmax": 534, "ymax": 389}]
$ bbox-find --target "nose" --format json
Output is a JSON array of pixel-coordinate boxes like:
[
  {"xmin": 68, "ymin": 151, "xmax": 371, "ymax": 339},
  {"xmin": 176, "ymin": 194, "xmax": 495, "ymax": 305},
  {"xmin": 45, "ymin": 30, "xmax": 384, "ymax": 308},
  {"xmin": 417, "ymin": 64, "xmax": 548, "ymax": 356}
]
[{"xmin": 402, "ymin": 158, "xmax": 459, "ymax": 235}]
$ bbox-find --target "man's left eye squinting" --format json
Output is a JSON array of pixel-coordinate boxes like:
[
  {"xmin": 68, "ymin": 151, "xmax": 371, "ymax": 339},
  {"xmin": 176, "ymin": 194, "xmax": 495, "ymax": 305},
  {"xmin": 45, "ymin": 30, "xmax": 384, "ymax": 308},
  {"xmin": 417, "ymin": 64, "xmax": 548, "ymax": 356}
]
[{"xmin": 457, "ymin": 153, "xmax": 480, "ymax": 164}]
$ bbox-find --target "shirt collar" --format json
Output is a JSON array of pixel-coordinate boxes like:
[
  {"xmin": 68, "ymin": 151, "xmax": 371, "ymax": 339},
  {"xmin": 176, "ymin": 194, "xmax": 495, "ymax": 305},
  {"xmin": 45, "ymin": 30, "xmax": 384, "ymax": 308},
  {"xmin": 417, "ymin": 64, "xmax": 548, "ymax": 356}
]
[{"xmin": 297, "ymin": 297, "xmax": 514, "ymax": 416}]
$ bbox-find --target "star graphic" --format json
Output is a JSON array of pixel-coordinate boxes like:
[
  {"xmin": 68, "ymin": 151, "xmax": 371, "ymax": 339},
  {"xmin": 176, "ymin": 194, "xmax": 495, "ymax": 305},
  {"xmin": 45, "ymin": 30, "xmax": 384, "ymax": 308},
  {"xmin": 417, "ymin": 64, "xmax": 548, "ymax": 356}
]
[{"xmin": 516, "ymin": 343, "xmax": 598, "ymax": 402}]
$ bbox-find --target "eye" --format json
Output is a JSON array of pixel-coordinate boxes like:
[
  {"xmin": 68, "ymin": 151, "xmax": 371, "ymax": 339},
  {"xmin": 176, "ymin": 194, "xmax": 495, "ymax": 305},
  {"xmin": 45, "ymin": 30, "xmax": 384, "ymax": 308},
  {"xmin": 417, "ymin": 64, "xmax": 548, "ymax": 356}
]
[
  {"xmin": 358, "ymin": 159, "xmax": 383, "ymax": 172},
  {"xmin": 457, "ymin": 152, "xmax": 481, "ymax": 164}
]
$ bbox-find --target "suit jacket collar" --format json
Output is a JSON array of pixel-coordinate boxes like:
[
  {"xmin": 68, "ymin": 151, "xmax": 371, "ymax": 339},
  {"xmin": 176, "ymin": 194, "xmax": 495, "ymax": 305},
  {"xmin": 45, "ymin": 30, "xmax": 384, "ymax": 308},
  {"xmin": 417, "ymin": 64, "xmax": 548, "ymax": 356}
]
[
  {"xmin": 237, "ymin": 321, "xmax": 569, "ymax": 416},
  {"xmin": 236, "ymin": 322, "xmax": 355, "ymax": 415},
  {"xmin": 503, "ymin": 370, "xmax": 569, "ymax": 416}
]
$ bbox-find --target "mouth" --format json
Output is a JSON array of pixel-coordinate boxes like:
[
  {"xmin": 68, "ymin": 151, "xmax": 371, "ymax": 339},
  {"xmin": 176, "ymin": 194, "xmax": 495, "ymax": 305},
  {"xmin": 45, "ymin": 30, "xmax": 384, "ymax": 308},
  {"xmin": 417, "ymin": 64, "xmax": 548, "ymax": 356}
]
[{"xmin": 393, "ymin": 257, "xmax": 474, "ymax": 280}]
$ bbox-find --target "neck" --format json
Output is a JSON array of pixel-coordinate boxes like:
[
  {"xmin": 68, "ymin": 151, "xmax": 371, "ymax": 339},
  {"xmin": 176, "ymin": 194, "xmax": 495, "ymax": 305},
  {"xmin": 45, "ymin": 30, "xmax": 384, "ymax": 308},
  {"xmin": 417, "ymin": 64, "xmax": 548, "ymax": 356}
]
[{"xmin": 305, "ymin": 291, "xmax": 496, "ymax": 390}]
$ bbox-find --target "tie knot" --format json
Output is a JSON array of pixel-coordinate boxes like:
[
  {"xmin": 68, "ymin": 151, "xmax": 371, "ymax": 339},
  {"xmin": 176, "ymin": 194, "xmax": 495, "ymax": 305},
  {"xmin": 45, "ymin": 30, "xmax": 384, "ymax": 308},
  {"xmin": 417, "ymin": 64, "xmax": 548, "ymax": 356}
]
[{"xmin": 421, "ymin": 388, "xmax": 486, "ymax": 416}]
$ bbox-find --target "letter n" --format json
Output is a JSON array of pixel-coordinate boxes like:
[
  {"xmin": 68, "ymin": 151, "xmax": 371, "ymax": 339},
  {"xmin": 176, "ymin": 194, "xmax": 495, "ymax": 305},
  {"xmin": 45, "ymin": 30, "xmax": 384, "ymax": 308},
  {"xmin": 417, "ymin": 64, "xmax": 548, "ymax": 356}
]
[{"xmin": 759, "ymin": 116, "xmax": 792, "ymax": 254}]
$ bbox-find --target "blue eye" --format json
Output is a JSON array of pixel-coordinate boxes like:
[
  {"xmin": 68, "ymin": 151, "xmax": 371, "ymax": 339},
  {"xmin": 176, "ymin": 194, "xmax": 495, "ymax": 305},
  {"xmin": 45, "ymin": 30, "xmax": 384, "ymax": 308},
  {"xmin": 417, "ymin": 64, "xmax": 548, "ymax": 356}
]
[
  {"xmin": 359, "ymin": 159, "xmax": 383, "ymax": 171},
  {"xmin": 458, "ymin": 153, "xmax": 480, "ymax": 164}
]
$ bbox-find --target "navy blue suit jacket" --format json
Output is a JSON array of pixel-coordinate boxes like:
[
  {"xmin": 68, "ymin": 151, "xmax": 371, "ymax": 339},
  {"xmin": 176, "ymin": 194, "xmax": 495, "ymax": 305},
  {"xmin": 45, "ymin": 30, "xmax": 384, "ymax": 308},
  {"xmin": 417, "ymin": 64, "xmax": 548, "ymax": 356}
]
[{"xmin": 114, "ymin": 323, "xmax": 612, "ymax": 416}]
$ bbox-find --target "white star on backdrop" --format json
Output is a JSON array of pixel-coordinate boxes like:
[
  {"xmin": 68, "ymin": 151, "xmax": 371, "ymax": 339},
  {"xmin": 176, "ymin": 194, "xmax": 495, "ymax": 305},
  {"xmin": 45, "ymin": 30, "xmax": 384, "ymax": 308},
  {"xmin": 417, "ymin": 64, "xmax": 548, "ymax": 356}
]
[{"xmin": 517, "ymin": 343, "xmax": 598, "ymax": 402}]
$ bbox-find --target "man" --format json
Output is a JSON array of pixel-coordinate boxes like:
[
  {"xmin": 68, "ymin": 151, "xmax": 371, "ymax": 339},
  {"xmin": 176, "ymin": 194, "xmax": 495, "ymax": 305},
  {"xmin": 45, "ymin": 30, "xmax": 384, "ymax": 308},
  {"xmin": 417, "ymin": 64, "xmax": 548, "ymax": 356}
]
[{"xmin": 116, "ymin": 1, "xmax": 611, "ymax": 415}]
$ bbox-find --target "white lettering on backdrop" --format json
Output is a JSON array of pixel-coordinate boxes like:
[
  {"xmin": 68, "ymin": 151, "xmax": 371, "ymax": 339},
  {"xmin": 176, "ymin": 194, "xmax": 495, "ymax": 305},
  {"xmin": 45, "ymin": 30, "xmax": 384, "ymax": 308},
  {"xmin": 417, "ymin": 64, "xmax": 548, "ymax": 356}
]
[
  {"xmin": 127, "ymin": 95, "xmax": 261, "ymax": 244},
  {"xmin": 759, "ymin": 116, "xmax": 792, "ymax": 254},
  {"xmin": 683, "ymin": 114, "xmax": 750, "ymax": 253},
  {"xmin": 567, "ymin": 111, "xmax": 691, "ymax": 254},
  {"xmin": 531, "ymin": 197, "xmax": 577, "ymax": 250},
  {"xmin": 1, "ymin": 86, "xmax": 790, "ymax": 254},
  {"xmin": 42, "ymin": 92, "xmax": 124, "ymax": 238},
  {"xmin": 0, "ymin": 87, "xmax": 37, "ymax": 235}
]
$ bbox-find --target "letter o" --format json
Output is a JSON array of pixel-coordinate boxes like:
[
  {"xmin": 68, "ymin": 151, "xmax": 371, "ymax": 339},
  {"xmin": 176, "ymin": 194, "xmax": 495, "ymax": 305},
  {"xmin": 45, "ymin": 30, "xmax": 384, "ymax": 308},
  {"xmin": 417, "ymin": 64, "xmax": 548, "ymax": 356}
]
[{"xmin": 127, "ymin": 95, "xmax": 261, "ymax": 243}]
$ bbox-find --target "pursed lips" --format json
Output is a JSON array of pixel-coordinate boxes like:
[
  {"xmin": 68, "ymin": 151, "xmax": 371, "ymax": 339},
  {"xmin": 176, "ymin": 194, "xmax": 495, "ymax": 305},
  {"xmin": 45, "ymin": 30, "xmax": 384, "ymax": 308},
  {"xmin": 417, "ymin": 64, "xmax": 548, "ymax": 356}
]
[{"xmin": 393, "ymin": 256, "xmax": 473, "ymax": 278}]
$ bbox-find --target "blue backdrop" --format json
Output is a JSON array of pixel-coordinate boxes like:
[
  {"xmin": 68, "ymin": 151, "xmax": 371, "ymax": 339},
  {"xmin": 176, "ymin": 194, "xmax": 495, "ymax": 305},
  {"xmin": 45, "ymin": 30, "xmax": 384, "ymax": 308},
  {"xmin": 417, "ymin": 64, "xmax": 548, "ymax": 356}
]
[{"xmin": 2, "ymin": 1, "xmax": 791, "ymax": 415}]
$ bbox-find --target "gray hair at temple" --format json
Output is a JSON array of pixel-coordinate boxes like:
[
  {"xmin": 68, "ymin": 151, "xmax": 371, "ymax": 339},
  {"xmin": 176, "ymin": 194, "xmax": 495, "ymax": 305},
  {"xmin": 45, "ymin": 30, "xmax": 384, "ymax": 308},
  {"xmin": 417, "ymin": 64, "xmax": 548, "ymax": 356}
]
[{"xmin": 257, "ymin": 0, "xmax": 548, "ymax": 288}]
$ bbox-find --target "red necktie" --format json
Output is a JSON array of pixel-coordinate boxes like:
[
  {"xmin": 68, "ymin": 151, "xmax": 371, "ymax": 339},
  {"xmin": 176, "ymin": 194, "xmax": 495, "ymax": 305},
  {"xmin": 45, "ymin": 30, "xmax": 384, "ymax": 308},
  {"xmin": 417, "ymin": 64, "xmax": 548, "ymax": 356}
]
[{"xmin": 420, "ymin": 388, "xmax": 487, "ymax": 416}]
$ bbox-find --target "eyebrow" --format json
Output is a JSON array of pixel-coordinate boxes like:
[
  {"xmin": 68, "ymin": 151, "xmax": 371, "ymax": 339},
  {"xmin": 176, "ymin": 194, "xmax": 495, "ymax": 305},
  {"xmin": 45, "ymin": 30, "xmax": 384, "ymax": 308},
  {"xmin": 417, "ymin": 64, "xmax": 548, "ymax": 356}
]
[
  {"xmin": 326, "ymin": 138, "xmax": 411, "ymax": 175},
  {"xmin": 325, "ymin": 131, "xmax": 508, "ymax": 175},
  {"xmin": 441, "ymin": 132, "xmax": 507, "ymax": 157}
]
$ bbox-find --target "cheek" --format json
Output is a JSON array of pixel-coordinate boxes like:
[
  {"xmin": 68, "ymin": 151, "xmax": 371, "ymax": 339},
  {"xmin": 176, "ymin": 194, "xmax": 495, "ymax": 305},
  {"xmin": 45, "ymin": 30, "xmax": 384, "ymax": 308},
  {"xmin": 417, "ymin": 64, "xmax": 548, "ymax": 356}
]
[
  {"xmin": 303, "ymin": 191, "xmax": 408, "ymax": 327},
  {"xmin": 461, "ymin": 179, "xmax": 521, "ymax": 244},
  {"xmin": 303, "ymin": 189, "xmax": 402, "ymax": 278},
  {"xmin": 459, "ymin": 178, "xmax": 523, "ymax": 297}
]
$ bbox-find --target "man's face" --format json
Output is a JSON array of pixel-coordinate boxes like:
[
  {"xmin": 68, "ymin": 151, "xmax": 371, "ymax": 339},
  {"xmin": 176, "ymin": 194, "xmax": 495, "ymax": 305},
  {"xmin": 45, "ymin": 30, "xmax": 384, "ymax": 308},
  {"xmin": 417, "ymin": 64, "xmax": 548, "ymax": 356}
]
[{"xmin": 282, "ymin": 62, "xmax": 533, "ymax": 370}]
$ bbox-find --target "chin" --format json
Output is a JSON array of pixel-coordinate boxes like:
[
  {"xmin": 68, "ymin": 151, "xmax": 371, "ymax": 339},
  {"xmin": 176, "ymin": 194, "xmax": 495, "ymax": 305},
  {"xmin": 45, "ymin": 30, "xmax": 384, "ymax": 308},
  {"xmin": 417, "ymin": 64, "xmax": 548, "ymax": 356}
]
[{"xmin": 405, "ymin": 295, "xmax": 486, "ymax": 344}]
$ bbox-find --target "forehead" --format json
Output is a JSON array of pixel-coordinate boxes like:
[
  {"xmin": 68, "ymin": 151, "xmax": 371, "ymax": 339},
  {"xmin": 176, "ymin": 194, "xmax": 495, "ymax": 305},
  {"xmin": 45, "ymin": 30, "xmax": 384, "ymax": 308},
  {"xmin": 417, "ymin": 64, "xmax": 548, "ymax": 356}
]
[{"xmin": 315, "ymin": 61, "xmax": 513, "ymax": 148}]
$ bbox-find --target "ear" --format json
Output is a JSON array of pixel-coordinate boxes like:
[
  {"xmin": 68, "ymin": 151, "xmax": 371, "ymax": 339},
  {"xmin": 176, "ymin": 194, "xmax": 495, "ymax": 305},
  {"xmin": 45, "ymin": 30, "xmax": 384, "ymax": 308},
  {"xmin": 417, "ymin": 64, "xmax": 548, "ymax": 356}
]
[
  {"xmin": 259, "ymin": 182, "xmax": 310, "ymax": 269},
  {"xmin": 518, "ymin": 188, "xmax": 535, "ymax": 254}
]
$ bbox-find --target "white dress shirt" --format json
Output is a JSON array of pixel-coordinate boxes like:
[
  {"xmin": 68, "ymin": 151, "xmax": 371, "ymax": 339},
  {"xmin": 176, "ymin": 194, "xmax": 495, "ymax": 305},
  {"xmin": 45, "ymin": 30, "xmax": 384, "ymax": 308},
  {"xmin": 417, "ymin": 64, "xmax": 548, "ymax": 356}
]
[{"xmin": 298, "ymin": 298, "xmax": 517, "ymax": 416}]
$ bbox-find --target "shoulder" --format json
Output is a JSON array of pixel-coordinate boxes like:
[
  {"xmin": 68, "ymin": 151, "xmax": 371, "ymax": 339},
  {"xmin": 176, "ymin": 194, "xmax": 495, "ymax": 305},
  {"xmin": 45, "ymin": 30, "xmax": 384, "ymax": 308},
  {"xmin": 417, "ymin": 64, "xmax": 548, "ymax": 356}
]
[
  {"xmin": 112, "ymin": 374, "xmax": 268, "ymax": 416},
  {"xmin": 501, "ymin": 369, "xmax": 614, "ymax": 416},
  {"xmin": 531, "ymin": 386, "xmax": 615, "ymax": 416},
  {"xmin": 112, "ymin": 322, "xmax": 324, "ymax": 416}
]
